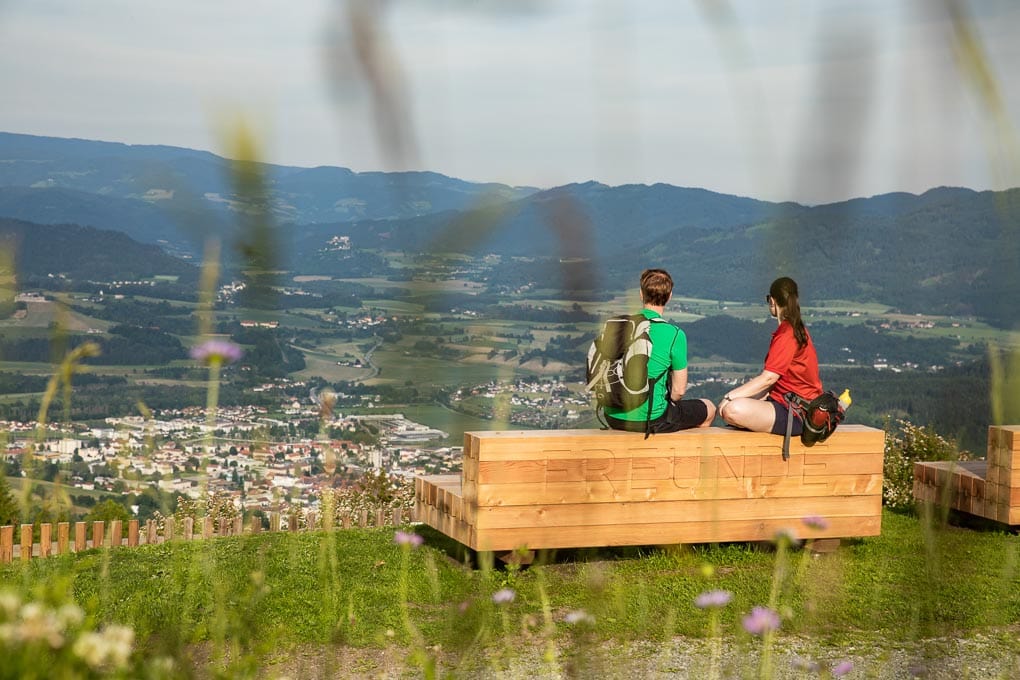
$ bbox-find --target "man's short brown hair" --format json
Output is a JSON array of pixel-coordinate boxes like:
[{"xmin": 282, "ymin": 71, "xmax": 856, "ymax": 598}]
[{"xmin": 640, "ymin": 268, "xmax": 673, "ymax": 306}]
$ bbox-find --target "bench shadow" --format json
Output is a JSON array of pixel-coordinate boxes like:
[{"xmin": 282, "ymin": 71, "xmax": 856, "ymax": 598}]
[{"xmin": 413, "ymin": 524, "xmax": 849, "ymax": 570}]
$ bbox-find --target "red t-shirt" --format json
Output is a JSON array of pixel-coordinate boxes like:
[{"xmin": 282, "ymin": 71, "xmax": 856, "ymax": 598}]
[{"xmin": 764, "ymin": 320, "xmax": 823, "ymax": 405}]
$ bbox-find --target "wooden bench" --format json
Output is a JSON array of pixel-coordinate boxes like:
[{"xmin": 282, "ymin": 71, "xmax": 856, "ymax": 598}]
[
  {"xmin": 415, "ymin": 425, "xmax": 885, "ymax": 552},
  {"xmin": 914, "ymin": 425, "xmax": 1020, "ymax": 524}
]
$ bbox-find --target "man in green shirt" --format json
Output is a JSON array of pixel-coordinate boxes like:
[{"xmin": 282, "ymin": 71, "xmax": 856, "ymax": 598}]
[{"xmin": 604, "ymin": 268, "xmax": 716, "ymax": 433}]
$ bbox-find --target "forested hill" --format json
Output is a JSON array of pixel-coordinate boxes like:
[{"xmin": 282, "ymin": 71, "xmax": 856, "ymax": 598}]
[
  {"xmin": 2, "ymin": 132, "xmax": 1019, "ymax": 329},
  {"xmin": 0, "ymin": 131, "xmax": 537, "ymax": 253},
  {"xmin": 304, "ymin": 181, "xmax": 798, "ymax": 261},
  {"xmin": 0, "ymin": 218, "xmax": 198, "ymax": 284},
  {"xmin": 626, "ymin": 186, "xmax": 1020, "ymax": 327}
]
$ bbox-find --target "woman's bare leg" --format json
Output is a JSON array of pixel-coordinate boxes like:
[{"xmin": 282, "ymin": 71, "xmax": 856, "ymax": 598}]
[{"xmin": 720, "ymin": 398, "xmax": 776, "ymax": 433}]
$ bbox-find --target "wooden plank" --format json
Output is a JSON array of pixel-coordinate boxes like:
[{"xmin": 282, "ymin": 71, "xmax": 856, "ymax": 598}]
[
  {"xmin": 0, "ymin": 525, "xmax": 13, "ymax": 563},
  {"xmin": 92, "ymin": 521, "xmax": 105, "ymax": 549},
  {"xmin": 40, "ymin": 523, "xmax": 52, "ymax": 558},
  {"xmin": 21, "ymin": 524, "xmax": 32, "ymax": 560},
  {"xmin": 464, "ymin": 426, "xmax": 883, "ymax": 461},
  {"xmin": 74, "ymin": 522, "xmax": 86, "ymax": 552},
  {"xmin": 475, "ymin": 451, "xmax": 882, "ymax": 486},
  {"xmin": 473, "ymin": 473, "xmax": 883, "ymax": 506},
  {"xmin": 466, "ymin": 514, "xmax": 883, "ymax": 552},
  {"xmin": 472, "ymin": 494, "xmax": 881, "ymax": 531},
  {"xmin": 110, "ymin": 520, "xmax": 123, "ymax": 548},
  {"xmin": 57, "ymin": 522, "xmax": 70, "ymax": 555}
]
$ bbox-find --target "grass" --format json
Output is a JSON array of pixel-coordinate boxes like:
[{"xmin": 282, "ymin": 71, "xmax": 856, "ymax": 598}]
[{"xmin": 2, "ymin": 508, "xmax": 1019, "ymax": 677}]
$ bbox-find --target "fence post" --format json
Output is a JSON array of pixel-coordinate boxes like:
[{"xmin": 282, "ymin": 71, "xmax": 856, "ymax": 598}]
[
  {"xmin": 20, "ymin": 524, "xmax": 32, "ymax": 560},
  {"xmin": 74, "ymin": 522, "xmax": 86, "ymax": 552},
  {"xmin": 342, "ymin": 514, "xmax": 351, "ymax": 529},
  {"xmin": 57, "ymin": 522, "xmax": 70, "ymax": 555},
  {"xmin": 183, "ymin": 517, "xmax": 194, "ymax": 541},
  {"xmin": 393, "ymin": 507, "xmax": 402, "ymax": 526},
  {"xmin": 376, "ymin": 509, "xmax": 385, "ymax": 527},
  {"xmin": 306, "ymin": 512, "xmax": 317, "ymax": 531},
  {"xmin": 250, "ymin": 515, "xmax": 261, "ymax": 534},
  {"xmin": 40, "ymin": 523, "xmax": 52, "ymax": 558},
  {"xmin": 165, "ymin": 517, "xmax": 175, "ymax": 542},
  {"xmin": 128, "ymin": 520, "xmax": 139, "ymax": 547},
  {"xmin": 0, "ymin": 525, "xmax": 12, "ymax": 563},
  {"xmin": 110, "ymin": 520, "xmax": 123, "ymax": 548},
  {"xmin": 203, "ymin": 516, "xmax": 213, "ymax": 539},
  {"xmin": 233, "ymin": 516, "xmax": 243, "ymax": 536},
  {"xmin": 288, "ymin": 514, "xmax": 299, "ymax": 532},
  {"xmin": 359, "ymin": 510, "xmax": 368, "ymax": 528},
  {"xmin": 92, "ymin": 521, "xmax": 105, "ymax": 549},
  {"xmin": 270, "ymin": 512, "xmax": 280, "ymax": 532}
]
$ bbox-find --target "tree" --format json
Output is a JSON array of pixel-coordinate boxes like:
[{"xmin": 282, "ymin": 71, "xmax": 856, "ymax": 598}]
[
  {"xmin": 84, "ymin": 499, "xmax": 132, "ymax": 524},
  {"xmin": 0, "ymin": 475, "xmax": 19, "ymax": 525}
]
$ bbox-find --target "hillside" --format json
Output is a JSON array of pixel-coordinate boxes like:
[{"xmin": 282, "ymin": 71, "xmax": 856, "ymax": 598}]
[
  {"xmin": 0, "ymin": 131, "xmax": 538, "ymax": 253},
  {"xmin": 0, "ymin": 218, "xmax": 198, "ymax": 285},
  {"xmin": 2, "ymin": 132, "xmax": 1020, "ymax": 329},
  {"xmin": 628, "ymin": 186, "xmax": 1020, "ymax": 326}
]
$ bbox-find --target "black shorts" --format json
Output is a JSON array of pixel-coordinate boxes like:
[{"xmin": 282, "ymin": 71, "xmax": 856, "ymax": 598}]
[
  {"xmin": 606, "ymin": 399, "xmax": 709, "ymax": 434},
  {"xmin": 768, "ymin": 397, "xmax": 803, "ymax": 436}
]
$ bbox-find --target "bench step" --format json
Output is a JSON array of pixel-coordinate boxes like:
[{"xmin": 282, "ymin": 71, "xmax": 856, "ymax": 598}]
[{"xmin": 914, "ymin": 425, "xmax": 1020, "ymax": 524}]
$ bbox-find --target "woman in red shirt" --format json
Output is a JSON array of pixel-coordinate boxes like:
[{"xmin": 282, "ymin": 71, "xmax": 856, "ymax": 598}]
[{"xmin": 717, "ymin": 277, "xmax": 823, "ymax": 435}]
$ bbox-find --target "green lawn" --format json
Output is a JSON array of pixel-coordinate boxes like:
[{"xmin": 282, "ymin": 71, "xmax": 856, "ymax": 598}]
[{"xmin": 1, "ymin": 509, "xmax": 1019, "ymax": 677}]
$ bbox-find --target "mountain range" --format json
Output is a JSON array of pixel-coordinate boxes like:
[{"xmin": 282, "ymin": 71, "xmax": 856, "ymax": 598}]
[{"xmin": 1, "ymin": 131, "xmax": 1018, "ymax": 329}]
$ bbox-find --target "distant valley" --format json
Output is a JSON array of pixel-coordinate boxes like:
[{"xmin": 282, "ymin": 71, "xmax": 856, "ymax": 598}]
[
  {"xmin": 2, "ymin": 131, "xmax": 1018, "ymax": 328},
  {"xmin": 0, "ymin": 131, "xmax": 1017, "ymax": 456}
]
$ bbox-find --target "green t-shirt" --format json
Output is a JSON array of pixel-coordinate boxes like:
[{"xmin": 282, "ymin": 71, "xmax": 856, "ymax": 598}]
[{"xmin": 603, "ymin": 309, "xmax": 688, "ymax": 421}]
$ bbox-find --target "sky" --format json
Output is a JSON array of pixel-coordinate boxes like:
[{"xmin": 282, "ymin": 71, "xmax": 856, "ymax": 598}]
[{"xmin": 1, "ymin": 0, "xmax": 1019, "ymax": 205}]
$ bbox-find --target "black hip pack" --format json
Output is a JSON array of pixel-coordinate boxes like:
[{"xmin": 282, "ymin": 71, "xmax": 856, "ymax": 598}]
[{"xmin": 781, "ymin": 391, "xmax": 846, "ymax": 460}]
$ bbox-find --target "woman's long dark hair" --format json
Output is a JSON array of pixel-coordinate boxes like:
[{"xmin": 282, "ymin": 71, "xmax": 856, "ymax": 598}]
[{"xmin": 769, "ymin": 277, "xmax": 808, "ymax": 349}]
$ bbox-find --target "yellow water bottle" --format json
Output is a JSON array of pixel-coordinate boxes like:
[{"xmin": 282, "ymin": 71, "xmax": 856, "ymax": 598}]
[{"xmin": 838, "ymin": 388, "xmax": 851, "ymax": 412}]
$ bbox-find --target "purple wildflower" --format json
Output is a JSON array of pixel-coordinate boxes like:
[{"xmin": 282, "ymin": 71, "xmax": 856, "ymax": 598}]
[
  {"xmin": 564, "ymin": 609, "xmax": 594, "ymax": 625},
  {"xmin": 393, "ymin": 531, "xmax": 424, "ymax": 548},
  {"xmin": 742, "ymin": 606, "xmax": 780, "ymax": 636},
  {"xmin": 832, "ymin": 660, "xmax": 854, "ymax": 677},
  {"xmin": 694, "ymin": 589, "xmax": 733, "ymax": 609},
  {"xmin": 802, "ymin": 515, "xmax": 830, "ymax": 531},
  {"xmin": 791, "ymin": 657, "xmax": 820, "ymax": 672},
  {"xmin": 491, "ymin": 588, "xmax": 515, "ymax": 604},
  {"xmin": 190, "ymin": 340, "xmax": 243, "ymax": 365},
  {"xmin": 773, "ymin": 528, "xmax": 801, "ymax": 547}
]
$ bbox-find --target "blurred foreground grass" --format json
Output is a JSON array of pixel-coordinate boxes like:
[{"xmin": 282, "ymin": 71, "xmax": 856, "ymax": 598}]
[{"xmin": 2, "ymin": 509, "xmax": 1019, "ymax": 677}]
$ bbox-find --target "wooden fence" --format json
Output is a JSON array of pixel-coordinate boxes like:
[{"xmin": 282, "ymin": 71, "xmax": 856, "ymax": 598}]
[{"xmin": 0, "ymin": 507, "xmax": 415, "ymax": 563}]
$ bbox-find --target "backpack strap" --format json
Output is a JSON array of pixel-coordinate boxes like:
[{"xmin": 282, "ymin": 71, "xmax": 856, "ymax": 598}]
[
  {"xmin": 782, "ymin": 402, "xmax": 795, "ymax": 461},
  {"xmin": 782, "ymin": 392, "xmax": 810, "ymax": 460},
  {"xmin": 643, "ymin": 324, "xmax": 681, "ymax": 439}
]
